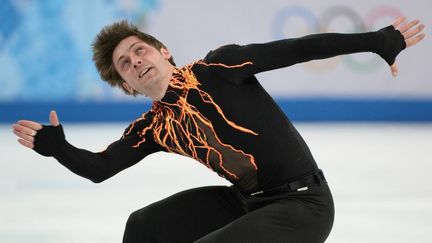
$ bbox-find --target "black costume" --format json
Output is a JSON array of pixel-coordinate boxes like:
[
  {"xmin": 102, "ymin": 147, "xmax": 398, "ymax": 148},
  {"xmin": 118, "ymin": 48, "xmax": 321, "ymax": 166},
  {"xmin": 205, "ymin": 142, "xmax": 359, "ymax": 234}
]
[{"xmin": 34, "ymin": 25, "xmax": 405, "ymax": 242}]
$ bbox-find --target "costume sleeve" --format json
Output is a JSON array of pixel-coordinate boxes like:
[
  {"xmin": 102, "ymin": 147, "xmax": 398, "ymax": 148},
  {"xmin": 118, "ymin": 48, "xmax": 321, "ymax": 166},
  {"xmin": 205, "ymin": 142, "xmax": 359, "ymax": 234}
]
[
  {"xmin": 204, "ymin": 25, "xmax": 405, "ymax": 84},
  {"xmin": 33, "ymin": 112, "xmax": 162, "ymax": 183}
]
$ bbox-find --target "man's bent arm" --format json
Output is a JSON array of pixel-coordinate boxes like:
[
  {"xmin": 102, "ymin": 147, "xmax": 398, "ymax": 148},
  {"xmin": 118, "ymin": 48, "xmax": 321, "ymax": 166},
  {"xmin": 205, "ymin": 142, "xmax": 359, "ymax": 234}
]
[{"xmin": 34, "ymin": 123, "xmax": 160, "ymax": 183}]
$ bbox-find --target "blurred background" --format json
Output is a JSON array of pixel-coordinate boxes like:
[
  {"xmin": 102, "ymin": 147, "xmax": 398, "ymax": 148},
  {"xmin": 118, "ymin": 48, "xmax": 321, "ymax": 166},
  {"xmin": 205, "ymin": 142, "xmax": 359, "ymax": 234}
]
[{"xmin": 0, "ymin": 0, "xmax": 431, "ymax": 242}]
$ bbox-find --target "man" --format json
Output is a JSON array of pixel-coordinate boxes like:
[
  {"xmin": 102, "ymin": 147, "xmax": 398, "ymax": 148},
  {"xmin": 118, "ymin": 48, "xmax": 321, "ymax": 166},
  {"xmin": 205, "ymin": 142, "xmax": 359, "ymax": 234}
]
[{"xmin": 12, "ymin": 17, "xmax": 425, "ymax": 242}]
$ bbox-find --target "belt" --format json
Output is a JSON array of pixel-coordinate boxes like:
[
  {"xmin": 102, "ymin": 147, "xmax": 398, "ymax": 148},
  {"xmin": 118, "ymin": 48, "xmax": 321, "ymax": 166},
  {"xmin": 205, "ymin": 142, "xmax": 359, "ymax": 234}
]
[{"xmin": 249, "ymin": 170, "xmax": 326, "ymax": 196}]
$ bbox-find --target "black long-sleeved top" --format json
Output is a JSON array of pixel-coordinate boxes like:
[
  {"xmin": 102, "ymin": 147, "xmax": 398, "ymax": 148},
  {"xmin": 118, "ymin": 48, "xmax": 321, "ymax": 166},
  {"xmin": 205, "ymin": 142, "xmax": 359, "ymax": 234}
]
[{"xmin": 34, "ymin": 26, "xmax": 405, "ymax": 192}]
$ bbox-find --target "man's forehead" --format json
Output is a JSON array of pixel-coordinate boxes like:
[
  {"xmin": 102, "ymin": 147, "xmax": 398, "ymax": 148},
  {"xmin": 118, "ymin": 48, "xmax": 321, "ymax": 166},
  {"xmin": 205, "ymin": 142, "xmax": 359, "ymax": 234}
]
[{"xmin": 113, "ymin": 36, "xmax": 147, "ymax": 60}]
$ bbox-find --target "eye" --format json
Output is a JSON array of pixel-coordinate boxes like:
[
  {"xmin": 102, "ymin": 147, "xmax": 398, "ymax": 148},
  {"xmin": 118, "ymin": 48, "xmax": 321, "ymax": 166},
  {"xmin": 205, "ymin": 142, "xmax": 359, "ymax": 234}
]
[
  {"xmin": 122, "ymin": 60, "xmax": 130, "ymax": 70},
  {"xmin": 136, "ymin": 47, "xmax": 145, "ymax": 55}
]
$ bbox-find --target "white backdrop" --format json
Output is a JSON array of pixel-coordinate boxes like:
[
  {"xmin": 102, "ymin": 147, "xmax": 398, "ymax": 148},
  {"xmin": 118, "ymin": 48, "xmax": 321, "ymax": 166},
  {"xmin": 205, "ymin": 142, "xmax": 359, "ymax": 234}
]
[
  {"xmin": 147, "ymin": 0, "xmax": 431, "ymax": 99},
  {"xmin": 0, "ymin": 0, "xmax": 430, "ymax": 123}
]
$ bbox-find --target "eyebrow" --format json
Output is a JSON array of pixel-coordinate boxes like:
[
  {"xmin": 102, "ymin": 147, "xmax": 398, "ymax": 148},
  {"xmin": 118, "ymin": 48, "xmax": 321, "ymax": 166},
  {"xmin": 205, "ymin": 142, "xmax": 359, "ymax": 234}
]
[{"xmin": 116, "ymin": 41, "xmax": 141, "ymax": 64}]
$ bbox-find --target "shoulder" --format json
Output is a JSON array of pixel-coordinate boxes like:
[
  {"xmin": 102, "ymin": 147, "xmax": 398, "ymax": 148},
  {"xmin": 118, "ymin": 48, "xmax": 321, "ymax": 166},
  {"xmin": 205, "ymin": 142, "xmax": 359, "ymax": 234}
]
[{"xmin": 203, "ymin": 44, "xmax": 242, "ymax": 64}]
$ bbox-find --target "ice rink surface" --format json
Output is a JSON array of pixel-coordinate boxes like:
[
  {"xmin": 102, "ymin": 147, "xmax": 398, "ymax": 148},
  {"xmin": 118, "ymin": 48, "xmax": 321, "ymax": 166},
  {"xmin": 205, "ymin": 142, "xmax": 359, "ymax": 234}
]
[{"xmin": 1, "ymin": 122, "xmax": 431, "ymax": 243}]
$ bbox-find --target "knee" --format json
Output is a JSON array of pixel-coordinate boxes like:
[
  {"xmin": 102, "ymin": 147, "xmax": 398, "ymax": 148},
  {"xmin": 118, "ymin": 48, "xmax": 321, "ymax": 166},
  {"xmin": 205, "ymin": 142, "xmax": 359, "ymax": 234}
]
[
  {"xmin": 125, "ymin": 210, "xmax": 143, "ymax": 233},
  {"xmin": 123, "ymin": 207, "xmax": 156, "ymax": 243}
]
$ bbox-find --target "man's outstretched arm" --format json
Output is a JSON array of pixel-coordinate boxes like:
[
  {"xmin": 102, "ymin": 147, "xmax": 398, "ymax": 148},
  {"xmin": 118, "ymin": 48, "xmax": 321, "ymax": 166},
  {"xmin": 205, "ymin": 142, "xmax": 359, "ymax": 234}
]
[
  {"xmin": 12, "ymin": 111, "xmax": 160, "ymax": 183},
  {"xmin": 205, "ymin": 17, "xmax": 425, "ymax": 83}
]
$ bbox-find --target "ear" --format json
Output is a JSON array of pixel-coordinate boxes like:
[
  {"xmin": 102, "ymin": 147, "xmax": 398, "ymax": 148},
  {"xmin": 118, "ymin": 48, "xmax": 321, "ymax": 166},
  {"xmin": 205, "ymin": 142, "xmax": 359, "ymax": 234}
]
[
  {"xmin": 122, "ymin": 82, "xmax": 135, "ymax": 94},
  {"xmin": 160, "ymin": 47, "xmax": 171, "ymax": 60}
]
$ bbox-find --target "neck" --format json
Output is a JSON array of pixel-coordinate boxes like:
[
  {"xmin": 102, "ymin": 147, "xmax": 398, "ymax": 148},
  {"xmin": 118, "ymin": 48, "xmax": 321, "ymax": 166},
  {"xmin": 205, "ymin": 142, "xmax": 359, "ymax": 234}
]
[{"xmin": 151, "ymin": 65, "xmax": 175, "ymax": 101}]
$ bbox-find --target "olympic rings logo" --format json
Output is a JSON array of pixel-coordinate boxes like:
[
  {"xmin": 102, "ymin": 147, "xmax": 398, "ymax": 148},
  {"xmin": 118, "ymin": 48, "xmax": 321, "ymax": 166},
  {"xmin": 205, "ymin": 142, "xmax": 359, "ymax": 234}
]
[{"xmin": 272, "ymin": 5, "xmax": 404, "ymax": 73}]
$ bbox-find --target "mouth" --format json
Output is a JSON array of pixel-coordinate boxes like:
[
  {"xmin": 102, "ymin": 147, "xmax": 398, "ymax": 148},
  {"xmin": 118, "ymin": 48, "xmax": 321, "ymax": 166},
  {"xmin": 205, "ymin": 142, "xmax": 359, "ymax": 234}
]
[{"xmin": 139, "ymin": 66, "xmax": 152, "ymax": 78}]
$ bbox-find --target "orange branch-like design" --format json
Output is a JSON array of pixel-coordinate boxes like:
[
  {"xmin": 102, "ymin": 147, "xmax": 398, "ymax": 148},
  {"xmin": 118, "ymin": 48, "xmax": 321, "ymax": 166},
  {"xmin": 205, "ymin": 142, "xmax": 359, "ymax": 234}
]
[{"xmin": 128, "ymin": 62, "xmax": 258, "ymax": 179}]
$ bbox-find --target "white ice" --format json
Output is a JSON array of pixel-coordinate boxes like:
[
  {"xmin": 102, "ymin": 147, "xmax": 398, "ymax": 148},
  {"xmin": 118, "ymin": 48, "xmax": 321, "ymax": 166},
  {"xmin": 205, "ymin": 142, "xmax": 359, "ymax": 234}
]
[{"xmin": 1, "ymin": 123, "xmax": 431, "ymax": 243}]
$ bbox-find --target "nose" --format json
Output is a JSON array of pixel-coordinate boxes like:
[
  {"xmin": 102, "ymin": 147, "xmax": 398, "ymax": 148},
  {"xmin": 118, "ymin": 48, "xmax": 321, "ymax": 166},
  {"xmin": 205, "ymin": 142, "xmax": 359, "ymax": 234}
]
[{"xmin": 133, "ymin": 59, "xmax": 142, "ymax": 69}]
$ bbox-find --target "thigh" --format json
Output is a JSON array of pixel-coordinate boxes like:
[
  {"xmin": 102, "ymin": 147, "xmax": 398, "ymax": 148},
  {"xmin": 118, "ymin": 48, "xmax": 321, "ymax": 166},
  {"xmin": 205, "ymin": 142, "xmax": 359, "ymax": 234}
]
[
  {"xmin": 196, "ymin": 184, "xmax": 335, "ymax": 243},
  {"xmin": 123, "ymin": 186, "xmax": 245, "ymax": 243}
]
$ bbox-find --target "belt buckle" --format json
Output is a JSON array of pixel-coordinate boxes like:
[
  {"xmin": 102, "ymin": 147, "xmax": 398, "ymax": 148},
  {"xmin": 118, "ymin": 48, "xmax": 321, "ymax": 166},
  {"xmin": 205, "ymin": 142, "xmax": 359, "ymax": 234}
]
[
  {"xmin": 249, "ymin": 190, "xmax": 264, "ymax": 196},
  {"xmin": 296, "ymin": 186, "xmax": 309, "ymax": 192}
]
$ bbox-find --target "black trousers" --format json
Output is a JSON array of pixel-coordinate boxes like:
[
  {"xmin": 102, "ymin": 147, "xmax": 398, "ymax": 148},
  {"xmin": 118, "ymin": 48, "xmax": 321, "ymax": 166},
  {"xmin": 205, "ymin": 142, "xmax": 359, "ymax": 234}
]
[{"xmin": 122, "ymin": 180, "xmax": 334, "ymax": 243}]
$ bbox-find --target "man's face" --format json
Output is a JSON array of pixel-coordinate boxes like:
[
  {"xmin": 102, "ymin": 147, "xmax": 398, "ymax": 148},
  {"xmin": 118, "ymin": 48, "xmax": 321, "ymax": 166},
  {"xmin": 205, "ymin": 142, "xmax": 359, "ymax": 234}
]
[{"xmin": 112, "ymin": 36, "xmax": 173, "ymax": 98}]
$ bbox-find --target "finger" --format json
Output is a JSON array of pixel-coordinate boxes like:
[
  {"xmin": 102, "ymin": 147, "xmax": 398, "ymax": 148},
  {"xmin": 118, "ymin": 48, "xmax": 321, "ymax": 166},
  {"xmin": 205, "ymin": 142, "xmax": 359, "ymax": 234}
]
[
  {"xmin": 17, "ymin": 120, "xmax": 43, "ymax": 131},
  {"xmin": 398, "ymin": 19, "xmax": 420, "ymax": 33},
  {"xmin": 391, "ymin": 63, "xmax": 398, "ymax": 77},
  {"xmin": 13, "ymin": 129, "xmax": 35, "ymax": 143},
  {"xmin": 18, "ymin": 138, "xmax": 34, "ymax": 149},
  {"xmin": 392, "ymin": 17, "xmax": 406, "ymax": 29},
  {"xmin": 50, "ymin": 110, "xmax": 60, "ymax": 127},
  {"xmin": 12, "ymin": 123, "xmax": 38, "ymax": 136},
  {"xmin": 406, "ymin": 33, "xmax": 426, "ymax": 48},
  {"xmin": 403, "ymin": 24, "xmax": 425, "ymax": 39}
]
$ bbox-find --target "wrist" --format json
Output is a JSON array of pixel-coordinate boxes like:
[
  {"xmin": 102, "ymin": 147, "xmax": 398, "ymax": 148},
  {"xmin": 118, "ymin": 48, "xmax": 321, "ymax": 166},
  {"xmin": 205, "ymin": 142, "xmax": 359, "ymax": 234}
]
[
  {"xmin": 376, "ymin": 25, "xmax": 406, "ymax": 65},
  {"xmin": 33, "ymin": 124, "xmax": 67, "ymax": 157}
]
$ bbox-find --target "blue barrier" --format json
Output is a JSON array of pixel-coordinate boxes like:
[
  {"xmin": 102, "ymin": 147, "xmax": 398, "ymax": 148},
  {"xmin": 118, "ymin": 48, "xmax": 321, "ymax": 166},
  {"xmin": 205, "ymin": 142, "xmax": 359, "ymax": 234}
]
[{"xmin": 2, "ymin": 99, "xmax": 431, "ymax": 123}]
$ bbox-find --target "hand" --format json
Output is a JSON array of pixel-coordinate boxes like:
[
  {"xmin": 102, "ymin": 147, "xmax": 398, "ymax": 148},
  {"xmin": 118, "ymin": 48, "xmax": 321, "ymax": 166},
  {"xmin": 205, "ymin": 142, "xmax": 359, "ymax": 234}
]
[
  {"xmin": 390, "ymin": 17, "xmax": 426, "ymax": 77},
  {"xmin": 12, "ymin": 110, "xmax": 60, "ymax": 149}
]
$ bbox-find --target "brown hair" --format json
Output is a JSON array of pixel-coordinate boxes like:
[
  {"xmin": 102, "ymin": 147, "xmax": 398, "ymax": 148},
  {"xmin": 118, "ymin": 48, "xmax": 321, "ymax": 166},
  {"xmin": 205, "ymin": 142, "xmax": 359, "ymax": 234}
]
[{"xmin": 92, "ymin": 20, "xmax": 175, "ymax": 95}]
